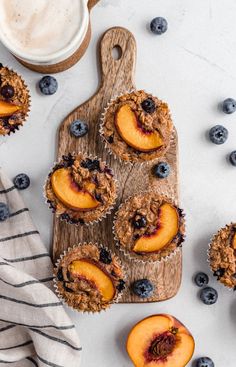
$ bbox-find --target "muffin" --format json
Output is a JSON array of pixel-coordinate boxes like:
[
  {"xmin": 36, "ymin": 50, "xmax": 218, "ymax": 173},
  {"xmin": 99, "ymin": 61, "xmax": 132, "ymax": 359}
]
[
  {"xmin": 100, "ymin": 90, "xmax": 173, "ymax": 163},
  {"xmin": 54, "ymin": 243, "xmax": 126, "ymax": 312},
  {"xmin": 0, "ymin": 65, "xmax": 30, "ymax": 135},
  {"xmin": 45, "ymin": 153, "xmax": 117, "ymax": 225},
  {"xmin": 113, "ymin": 193, "xmax": 185, "ymax": 262},
  {"xmin": 208, "ymin": 223, "xmax": 236, "ymax": 290}
]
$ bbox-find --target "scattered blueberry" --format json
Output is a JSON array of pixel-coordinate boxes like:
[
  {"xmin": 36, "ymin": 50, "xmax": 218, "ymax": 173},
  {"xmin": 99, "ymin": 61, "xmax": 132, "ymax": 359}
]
[
  {"xmin": 81, "ymin": 159, "xmax": 100, "ymax": 171},
  {"xmin": 222, "ymin": 98, "xmax": 236, "ymax": 114},
  {"xmin": 39, "ymin": 76, "xmax": 58, "ymax": 95},
  {"xmin": 141, "ymin": 98, "xmax": 156, "ymax": 114},
  {"xmin": 132, "ymin": 214, "xmax": 147, "ymax": 229},
  {"xmin": 153, "ymin": 162, "xmax": 170, "ymax": 178},
  {"xmin": 195, "ymin": 357, "xmax": 215, "ymax": 367},
  {"xmin": 200, "ymin": 286, "xmax": 218, "ymax": 305},
  {"xmin": 70, "ymin": 120, "xmax": 88, "ymax": 138},
  {"xmin": 13, "ymin": 174, "xmax": 30, "ymax": 190},
  {"xmin": 194, "ymin": 272, "xmax": 209, "ymax": 287},
  {"xmin": 209, "ymin": 125, "xmax": 228, "ymax": 145},
  {"xmin": 132, "ymin": 279, "xmax": 154, "ymax": 298},
  {"xmin": 150, "ymin": 17, "xmax": 168, "ymax": 35},
  {"xmin": 0, "ymin": 202, "xmax": 10, "ymax": 222},
  {"xmin": 1, "ymin": 85, "xmax": 14, "ymax": 99},
  {"xmin": 229, "ymin": 151, "xmax": 236, "ymax": 166},
  {"xmin": 99, "ymin": 248, "xmax": 112, "ymax": 264}
]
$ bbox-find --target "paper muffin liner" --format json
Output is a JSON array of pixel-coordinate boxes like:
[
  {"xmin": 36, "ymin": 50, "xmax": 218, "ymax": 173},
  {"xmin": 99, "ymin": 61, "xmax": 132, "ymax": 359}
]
[
  {"xmin": 207, "ymin": 223, "xmax": 236, "ymax": 292},
  {"xmin": 53, "ymin": 242, "xmax": 127, "ymax": 313},
  {"xmin": 99, "ymin": 89, "xmax": 173, "ymax": 165},
  {"xmin": 112, "ymin": 192, "xmax": 186, "ymax": 264},
  {"xmin": 44, "ymin": 152, "xmax": 118, "ymax": 226},
  {"xmin": 0, "ymin": 66, "xmax": 31, "ymax": 136}
]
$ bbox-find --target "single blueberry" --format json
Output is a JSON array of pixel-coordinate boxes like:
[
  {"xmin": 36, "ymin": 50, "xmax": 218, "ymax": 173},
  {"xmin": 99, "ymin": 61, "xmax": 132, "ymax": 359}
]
[
  {"xmin": 1, "ymin": 85, "xmax": 14, "ymax": 99},
  {"xmin": 117, "ymin": 279, "xmax": 126, "ymax": 292},
  {"xmin": 222, "ymin": 98, "xmax": 236, "ymax": 114},
  {"xmin": 194, "ymin": 272, "xmax": 209, "ymax": 287},
  {"xmin": 39, "ymin": 76, "xmax": 58, "ymax": 95},
  {"xmin": 0, "ymin": 202, "xmax": 10, "ymax": 222},
  {"xmin": 99, "ymin": 248, "xmax": 112, "ymax": 264},
  {"xmin": 132, "ymin": 279, "xmax": 154, "ymax": 298},
  {"xmin": 70, "ymin": 120, "xmax": 88, "ymax": 138},
  {"xmin": 213, "ymin": 267, "xmax": 225, "ymax": 280},
  {"xmin": 209, "ymin": 125, "xmax": 228, "ymax": 145},
  {"xmin": 81, "ymin": 159, "xmax": 100, "ymax": 171},
  {"xmin": 13, "ymin": 174, "xmax": 30, "ymax": 190},
  {"xmin": 200, "ymin": 287, "xmax": 218, "ymax": 305},
  {"xmin": 195, "ymin": 356, "xmax": 215, "ymax": 367},
  {"xmin": 141, "ymin": 98, "xmax": 156, "ymax": 114},
  {"xmin": 229, "ymin": 151, "xmax": 236, "ymax": 166},
  {"xmin": 150, "ymin": 17, "xmax": 168, "ymax": 35},
  {"xmin": 153, "ymin": 162, "xmax": 170, "ymax": 178},
  {"xmin": 132, "ymin": 215, "xmax": 147, "ymax": 229}
]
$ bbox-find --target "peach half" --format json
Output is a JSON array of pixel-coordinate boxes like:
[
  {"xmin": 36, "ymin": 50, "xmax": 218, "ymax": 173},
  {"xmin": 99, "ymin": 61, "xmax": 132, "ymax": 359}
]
[
  {"xmin": 127, "ymin": 314, "xmax": 195, "ymax": 367},
  {"xmin": 133, "ymin": 203, "xmax": 179, "ymax": 253},
  {"xmin": 232, "ymin": 232, "xmax": 236, "ymax": 249},
  {"xmin": 68, "ymin": 260, "xmax": 115, "ymax": 302},
  {"xmin": 115, "ymin": 104, "xmax": 163, "ymax": 152},
  {"xmin": 0, "ymin": 100, "xmax": 22, "ymax": 118},
  {"xmin": 51, "ymin": 168, "xmax": 100, "ymax": 211}
]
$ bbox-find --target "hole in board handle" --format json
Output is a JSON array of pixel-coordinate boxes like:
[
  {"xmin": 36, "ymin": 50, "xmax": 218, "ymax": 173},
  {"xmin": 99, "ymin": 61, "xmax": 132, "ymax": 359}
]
[{"xmin": 112, "ymin": 45, "xmax": 122, "ymax": 60}]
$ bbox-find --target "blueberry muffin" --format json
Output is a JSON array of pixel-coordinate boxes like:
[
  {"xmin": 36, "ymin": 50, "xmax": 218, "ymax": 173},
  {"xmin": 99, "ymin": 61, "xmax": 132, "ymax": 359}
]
[
  {"xmin": 45, "ymin": 153, "xmax": 117, "ymax": 224},
  {"xmin": 100, "ymin": 90, "xmax": 173, "ymax": 163}
]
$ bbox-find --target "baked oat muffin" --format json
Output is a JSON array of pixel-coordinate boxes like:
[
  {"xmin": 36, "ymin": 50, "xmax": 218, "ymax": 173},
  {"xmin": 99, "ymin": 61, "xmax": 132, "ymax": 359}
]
[
  {"xmin": 0, "ymin": 65, "xmax": 30, "ymax": 135},
  {"xmin": 100, "ymin": 90, "xmax": 173, "ymax": 163},
  {"xmin": 45, "ymin": 153, "xmax": 117, "ymax": 224},
  {"xmin": 208, "ymin": 223, "xmax": 236, "ymax": 290},
  {"xmin": 55, "ymin": 243, "xmax": 126, "ymax": 312},
  {"xmin": 113, "ymin": 193, "xmax": 185, "ymax": 262}
]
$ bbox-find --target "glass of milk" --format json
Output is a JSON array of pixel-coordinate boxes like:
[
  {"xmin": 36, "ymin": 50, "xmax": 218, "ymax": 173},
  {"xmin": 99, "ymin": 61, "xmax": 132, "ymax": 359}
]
[{"xmin": 0, "ymin": 0, "xmax": 91, "ymax": 70}]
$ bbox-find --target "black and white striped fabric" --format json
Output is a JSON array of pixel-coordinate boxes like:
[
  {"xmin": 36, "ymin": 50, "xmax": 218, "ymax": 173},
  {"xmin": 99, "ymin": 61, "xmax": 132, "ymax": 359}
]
[{"xmin": 0, "ymin": 169, "xmax": 81, "ymax": 367}]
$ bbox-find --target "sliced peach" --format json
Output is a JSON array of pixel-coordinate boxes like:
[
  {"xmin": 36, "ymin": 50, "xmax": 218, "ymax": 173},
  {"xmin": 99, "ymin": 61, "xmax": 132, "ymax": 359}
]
[
  {"xmin": 232, "ymin": 233, "xmax": 236, "ymax": 249},
  {"xmin": 127, "ymin": 314, "xmax": 195, "ymax": 367},
  {"xmin": 0, "ymin": 100, "xmax": 22, "ymax": 118},
  {"xmin": 133, "ymin": 203, "xmax": 179, "ymax": 253},
  {"xmin": 51, "ymin": 168, "xmax": 100, "ymax": 211},
  {"xmin": 115, "ymin": 104, "xmax": 163, "ymax": 152},
  {"xmin": 68, "ymin": 260, "xmax": 115, "ymax": 302}
]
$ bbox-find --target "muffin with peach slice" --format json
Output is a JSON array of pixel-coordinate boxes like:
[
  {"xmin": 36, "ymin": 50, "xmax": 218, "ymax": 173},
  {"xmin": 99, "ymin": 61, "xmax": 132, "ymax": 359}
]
[
  {"xmin": 126, "ymin": 314, "xmax": 195, "ymax": 367},
  {"xmin": 54, "ymin": 243, "xmax": 126, "ymax": 312},
  {"xmin": 113, "ymin": 193, "xmax": 185, "ymax": 262},
  {"xmin": 100, "ymin": 90, "xmax": 173, "ymax": 163},
  {"xmin": 0, "ymin": 65, "xmax": 30, "ymax": 135},
  {"xmin": 45, "ymin": 153, "xmax": 117, "ymax": 225}
]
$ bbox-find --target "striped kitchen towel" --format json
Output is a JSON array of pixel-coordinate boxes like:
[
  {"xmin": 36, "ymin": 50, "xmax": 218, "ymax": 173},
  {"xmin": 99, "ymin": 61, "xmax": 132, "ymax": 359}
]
[{"xmin": 0, "ymin": 169, "xmax": 81, "ymax": 367}]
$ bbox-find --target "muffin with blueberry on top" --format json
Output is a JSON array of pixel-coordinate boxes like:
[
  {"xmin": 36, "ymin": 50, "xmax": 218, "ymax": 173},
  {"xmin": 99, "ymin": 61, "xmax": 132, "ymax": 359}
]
[
  {"xmin": 45, "ymin": 153, "xmax": 117, "ymax": 224},
  {"xmin": 100, "ymin": 90, "xmax": 173, "ymax": 163}
]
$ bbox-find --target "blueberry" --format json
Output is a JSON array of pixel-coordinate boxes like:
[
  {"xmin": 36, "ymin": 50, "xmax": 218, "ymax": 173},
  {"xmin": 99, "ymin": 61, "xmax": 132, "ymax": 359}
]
[
  {"xmin": 194, "ymin": 272, "xmax": 209, "ymax": 287},
  {"xmin": 213, "ymin": 267, "xmax": 225, "ymax": 280},
  {"xmin": 39, "ymin": 76, "xmax": 58, "ymax": 95},
  {"xmin": 141, "ymin": 98, "xmax": 156, "ymax": 114},
  {"xmin": 222, "ymin": 98, "xmax": 236, "ymax": 114},
  {"xmin": 229, "ymin": 151, "xmax": 236, "ymax": 166},
  {"xmin": 200, "ymin": 287, "xmax": 218, "ymax": 305},
  {"xmin": 0, "ymin": 202, "xmax": 10, "ymax": 222},
  {"xmin": 99, "ymin": 248, "xmax": 112, "ymax": 264},
  {"xmin": 70, "ymin": 120, "xmax": 88, "ymax": 138},
  {"xmin": 0, "ymin": 63, "xmax": 3, "ymax": 68},
  {"xmin": 150, "ymin": 17, "xmax": 168, "ymax": 35},
  {"xmin": 132, "ymin": 215, "xmax": 147, "ymax": 229},
  {"xmin": 117, "ymin": 279, "xmax": 126, "ymax": 292},
  {"xmin": 153, "ymin": 162, "xmax": 170, "ymax": 178},
  {"xmin": 209, "ymin": 125, "xmax": 228, "ymax": 145},
  {"xmin": 132, "ymin": 279, "xmax": 154, "ymax": 298},
  {"xmin": 195, "ymin": 357, "xmax": 215, "ymax": 367},
  {"xmin": 1, "ymin": 85, "xmax": 14, "ymax": 99},
  {"xmin": 13, "ymin": 174, "xmax": 30, "ymax": 190},
  {"xmin": 57, "ymin": 268, "xmax": 64, "ymax": 281},
  {"xmin": 81, "ymin": 159, "xmax": 100, "ymax": 171}
]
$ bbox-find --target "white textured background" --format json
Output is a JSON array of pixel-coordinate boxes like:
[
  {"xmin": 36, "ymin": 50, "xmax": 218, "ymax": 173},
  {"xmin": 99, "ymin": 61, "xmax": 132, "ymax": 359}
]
[{"xmin": 1, "ymin": 0, "xmax": 236, "ymax": 365}]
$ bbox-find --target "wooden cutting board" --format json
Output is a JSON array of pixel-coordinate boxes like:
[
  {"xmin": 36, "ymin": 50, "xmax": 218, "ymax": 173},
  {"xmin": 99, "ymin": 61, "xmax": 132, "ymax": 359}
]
[{"xmin": 52, "ymin": 27, "xmax": 182, "ymax": 303}]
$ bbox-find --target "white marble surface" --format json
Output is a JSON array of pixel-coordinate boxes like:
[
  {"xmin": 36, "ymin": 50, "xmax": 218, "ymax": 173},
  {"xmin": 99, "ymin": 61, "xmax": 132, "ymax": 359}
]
[{"xmin": 1, "ymin": 0, "xmax": 236, "ymax": 365}]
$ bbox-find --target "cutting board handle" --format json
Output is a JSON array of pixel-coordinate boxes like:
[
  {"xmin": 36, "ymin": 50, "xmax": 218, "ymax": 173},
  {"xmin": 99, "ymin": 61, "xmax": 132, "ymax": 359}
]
[
  {"xmin": 99, "ymin": 27, "xmax": 136, "ymax": 92},
  {"xmin": 88, "ymin": 0, "xmax": 100, "ymax": 10}
]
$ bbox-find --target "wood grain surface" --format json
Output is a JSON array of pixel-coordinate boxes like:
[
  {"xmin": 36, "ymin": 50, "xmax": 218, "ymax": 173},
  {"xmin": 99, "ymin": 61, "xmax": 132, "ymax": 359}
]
[{"xmin": 52, "ymin": 27, "xmax": 182, "ymax": 303}]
